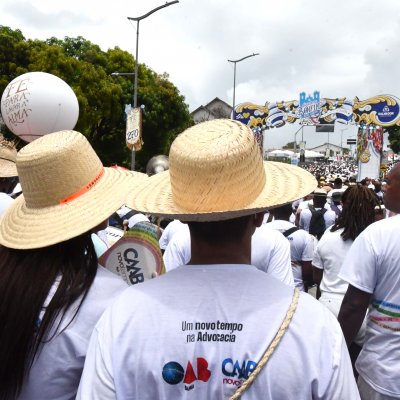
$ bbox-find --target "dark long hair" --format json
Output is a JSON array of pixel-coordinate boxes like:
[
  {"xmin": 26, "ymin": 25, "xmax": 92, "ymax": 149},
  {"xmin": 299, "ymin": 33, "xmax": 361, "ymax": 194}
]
[
  {"xmin": 330, "ymin": 184, "xmax": 381, "ymax": 241},
  {"xmin": 0, "ymin": 232, "xmax": 98, "ymax": 400}
]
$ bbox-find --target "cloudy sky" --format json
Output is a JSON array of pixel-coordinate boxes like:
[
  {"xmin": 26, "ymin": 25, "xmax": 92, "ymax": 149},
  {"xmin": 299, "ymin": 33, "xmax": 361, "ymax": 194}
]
[{"xmin": 2, "ymin": 0, "xmax": 400, "ymax": 148}]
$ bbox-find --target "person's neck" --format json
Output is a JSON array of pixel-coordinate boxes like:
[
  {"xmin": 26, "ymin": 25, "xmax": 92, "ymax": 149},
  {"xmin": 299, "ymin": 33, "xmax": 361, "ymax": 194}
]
[{"xmin": 189, "ymin": 241, "xmax": 251, "ymax": 265}]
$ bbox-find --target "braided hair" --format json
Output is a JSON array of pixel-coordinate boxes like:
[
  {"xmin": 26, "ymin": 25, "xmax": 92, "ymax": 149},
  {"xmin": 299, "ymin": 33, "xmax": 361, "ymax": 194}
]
[{"xmin": 330, "ymin": 184, "xmax": 381, "ymax": 241}]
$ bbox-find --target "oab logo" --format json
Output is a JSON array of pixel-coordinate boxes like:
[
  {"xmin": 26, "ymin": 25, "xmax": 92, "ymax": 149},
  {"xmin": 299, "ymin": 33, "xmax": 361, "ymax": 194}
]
[
  {"xmin": 222, "ymin": 358, "xmax": 257, "ymax": 386},
  {"xmin": 162, "ymin": 358, "xmax": 211, "ymax": 391}
]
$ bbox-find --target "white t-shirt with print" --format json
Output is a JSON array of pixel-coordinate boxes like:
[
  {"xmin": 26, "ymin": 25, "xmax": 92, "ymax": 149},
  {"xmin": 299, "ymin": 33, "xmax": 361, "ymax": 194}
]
[
  {"xmin": 265, "ymin": 220, "xmax": 314, "ymax": 291},
  {"xmin": 339, "ymin": 215, "xmax": 400, "ymax": 397},
  {"xmin": 163, "ymin": 224, "xmax": 294, "ymax": 287},
  {"xmin": 313, "ymin": 227, "xmax": 352, "ymax": 295},
  {"xmin": 77, "ymin": 265, "xmax": 359, "ymax": 400},
  {"xmin": 18, "ymin": 266, "xmax": 127, "ymax": 400}
]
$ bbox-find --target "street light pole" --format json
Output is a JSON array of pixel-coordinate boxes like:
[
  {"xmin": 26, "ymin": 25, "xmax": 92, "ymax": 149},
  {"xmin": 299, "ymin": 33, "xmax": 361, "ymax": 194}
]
[
  {"xmin": 340, "ymin": 127, "xmax": 348, "ymax": 156},
  {"xmin": 128, "ymin": 1, "xmax": 179, "ymax": 108},
  {"xmin": 227, "ymin": 53, "xmax": 259, "ymax": 118},
  {"xmin": 127, "ymin": 1, "xmax": 179, "ymax": 170}
]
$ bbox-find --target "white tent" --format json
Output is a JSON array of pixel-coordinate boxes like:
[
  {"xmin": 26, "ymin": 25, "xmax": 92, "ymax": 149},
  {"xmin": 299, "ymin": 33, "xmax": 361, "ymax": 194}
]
[
  {"xmin": 301, "ymin": 150, "xmax": 324, "ymax": 158},
  {"xmin": 267, "ymin": 149, "xmax": 294, "ymax": 157}
]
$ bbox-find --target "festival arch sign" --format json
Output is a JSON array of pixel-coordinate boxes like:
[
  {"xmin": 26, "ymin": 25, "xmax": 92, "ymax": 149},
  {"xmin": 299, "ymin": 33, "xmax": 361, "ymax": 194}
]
[{"xmin": 235, "ymin": 93, "xmax": 400, "ymax": 179}]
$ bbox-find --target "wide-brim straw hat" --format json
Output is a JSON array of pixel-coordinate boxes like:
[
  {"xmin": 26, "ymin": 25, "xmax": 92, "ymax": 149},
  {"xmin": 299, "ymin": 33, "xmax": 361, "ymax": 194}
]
[
  {"xmin": 0, "ymin": 140, "xmax": 18, "ymax": 177},
  {"xmin": 0, "ymin": 130, "xmax": 147, "ymax": 249},
  {"xmin": 126, "ymin": 119, "xmax": 317, "ymax": 221}
]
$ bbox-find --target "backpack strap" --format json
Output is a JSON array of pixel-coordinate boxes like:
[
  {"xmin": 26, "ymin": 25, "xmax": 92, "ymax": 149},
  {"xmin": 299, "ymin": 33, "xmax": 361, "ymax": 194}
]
[
  {"xmin": 309, "ymin": 206, "xmax": 327, "ymax": 215},
  {"xmin": 282, "ymin": 226, "xmax": 299, "ymax": 237}
]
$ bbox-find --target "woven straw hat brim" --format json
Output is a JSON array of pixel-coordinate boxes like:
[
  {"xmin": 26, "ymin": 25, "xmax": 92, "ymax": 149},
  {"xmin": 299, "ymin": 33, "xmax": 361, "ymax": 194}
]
[
  {"xmin": 0, "ymin": 159, "xmax": 17, "ymax": 177},
  {"xmin": 126, "ymin": 161, "xmax": 317, "ymax": 221},
  {"xmin": 0, "ymin": 168, "xmax": 146, "ymax": 249}
]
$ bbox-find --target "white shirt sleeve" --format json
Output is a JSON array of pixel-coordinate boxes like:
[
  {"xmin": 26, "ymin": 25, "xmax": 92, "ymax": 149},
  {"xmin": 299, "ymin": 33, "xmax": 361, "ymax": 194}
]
[
  {"xmin": 266, "ymin": 234, "xmax": 295, "ymax": 287},
  {"xmin": 77, "ymin": 311, "xmax": 116, "ymax": 400},
  {"xmin": 163, "ymin": 231, "xmax": 190, "ymax": 272},
  {"xmin": 301, "ymin": 233, "xmax": 314, "ymax": 262},
  {"xmin": 299, "ymin": 209, "xmax": 311, "ymax": 231},
  {"xmin": 338, "ymin": 231, "xmax": 376, "ymax": 294},
  {"xmin": 312, "ymin": 238, "xmax": 324, "ymax": 270},
  {"xmin": 159, "ymin": 225, "xmax": 172, "ymax": 250},
  {"xmin": 317, "ymin": 317, "xmax": 361, "ymax": 399},
  {"xmin": 324, "ymin": 211, "xmax": 337, "ymax": 229}
]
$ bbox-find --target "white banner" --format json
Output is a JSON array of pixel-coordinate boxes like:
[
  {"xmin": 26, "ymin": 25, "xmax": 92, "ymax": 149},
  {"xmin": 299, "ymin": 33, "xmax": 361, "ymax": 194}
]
[{"xmin": 126, "ymin": 107, "xmax": 143, "ymax": 150}]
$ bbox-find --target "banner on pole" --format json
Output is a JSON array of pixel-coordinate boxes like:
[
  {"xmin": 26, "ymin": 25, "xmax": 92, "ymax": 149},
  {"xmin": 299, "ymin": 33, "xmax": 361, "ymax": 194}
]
[{"xmin": 125, "ymin": 106, "xmax": 143, "ymax": 151}]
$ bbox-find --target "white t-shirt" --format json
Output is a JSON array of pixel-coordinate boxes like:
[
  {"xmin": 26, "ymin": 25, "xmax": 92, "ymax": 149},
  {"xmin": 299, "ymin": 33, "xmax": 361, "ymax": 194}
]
[
  {"xmin": 128, "ymin": 213, "xmax": 150, "ymax": 229},
  {"xmin": 18, "ymin": 266, "xmax": 127, "ymax": 400},
  {"xmin": 313, "ymin": 227, "xmax": 352, "ymax": 295},
  {"xmin": 265, "ymin": 220, "xmax": 314, "ymax": 291},
  {"xmin": 77, "ymin": 265, "xmax": 359, "ymax": 399},
  {"xmin": 163, "ymin": 224, "xmax": 294, "ymax": 287},
  {"xmin": 339, "ymin": 215, "xmax": 400, "ymax": 397},
  {"xmin": 299, "ymin": 207, "xmax": 336, "ymax": 233},
  {"xmin": 159, "ymin": 220, "xmax": 188, "ymax": 250}
]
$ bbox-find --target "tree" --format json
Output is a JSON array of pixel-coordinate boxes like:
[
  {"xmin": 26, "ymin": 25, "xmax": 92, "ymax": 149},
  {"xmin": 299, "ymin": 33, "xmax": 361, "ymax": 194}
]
[
  {"xmin": 282, "ymin": 141, "xmax": 296, "ymax": 149},
  {"xmin": 0, "ymin": 26, "xmax": 192, "ymax": 170},
  {"xmin": 385, "ymin": 125, "xmax": 400, "ymax": 154}
]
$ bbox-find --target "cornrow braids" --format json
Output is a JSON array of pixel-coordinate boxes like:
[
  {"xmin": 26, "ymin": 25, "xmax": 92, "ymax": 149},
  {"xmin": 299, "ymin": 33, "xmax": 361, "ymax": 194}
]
[{"xmin": 330, "ymin": 184, "xmax": 381, "ymax": 241}]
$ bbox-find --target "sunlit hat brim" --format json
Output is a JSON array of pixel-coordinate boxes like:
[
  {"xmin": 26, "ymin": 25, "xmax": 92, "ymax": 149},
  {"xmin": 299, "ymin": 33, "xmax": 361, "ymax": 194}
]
[
  {"xmin": 0, "ymin": 159, "xmax": 17, "ymax": 177},
  {"xmin": 0, "ymin": 168, "xmax": 147, "ymax": 249},
  {"xmin": 126, "ymin": 161, "xmax": 317, "ymax": 222}
]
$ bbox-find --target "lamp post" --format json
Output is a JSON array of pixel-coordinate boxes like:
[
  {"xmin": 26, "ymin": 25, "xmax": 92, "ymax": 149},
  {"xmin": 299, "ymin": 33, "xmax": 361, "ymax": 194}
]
[
  {"xmin": 227, "ymin": 52, "xmax": 259, "ymax": 118},
  {"xmin": 340, "ymin": 127, "xmax": 348, "ymax": 156},
  {"xmin": 125, "ymin": 1, "xmax": 179, "ymax": 170},
  {"xmin": 128, "ymin": 1, "xmax": 179, "ymax": 109}
]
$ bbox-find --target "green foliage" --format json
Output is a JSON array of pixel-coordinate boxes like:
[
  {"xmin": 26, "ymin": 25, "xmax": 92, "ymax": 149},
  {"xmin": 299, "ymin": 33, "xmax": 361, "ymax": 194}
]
[
  {"xmin": 0, "ymin": 26, "xmax": 192, "ymax": 170},
  {"xmin": 282, "ymin": 141, "xmax": 296, "ymax": 149},
  {"xmin": 385, "ymin": 125, "xmax": 400, "ymax": 154}
]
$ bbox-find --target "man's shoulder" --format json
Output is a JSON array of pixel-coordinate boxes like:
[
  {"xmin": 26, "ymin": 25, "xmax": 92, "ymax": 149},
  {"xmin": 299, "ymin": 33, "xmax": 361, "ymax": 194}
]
[{"xmin": 363, "ymin": 215, "xmax": 399, "ymax": 237}]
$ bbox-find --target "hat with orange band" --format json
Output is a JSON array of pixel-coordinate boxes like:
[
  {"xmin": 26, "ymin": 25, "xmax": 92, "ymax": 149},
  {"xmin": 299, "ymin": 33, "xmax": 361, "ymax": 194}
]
[{"xmin": 0, "ymin": 130, "xmax": 147, "ymax": 249}]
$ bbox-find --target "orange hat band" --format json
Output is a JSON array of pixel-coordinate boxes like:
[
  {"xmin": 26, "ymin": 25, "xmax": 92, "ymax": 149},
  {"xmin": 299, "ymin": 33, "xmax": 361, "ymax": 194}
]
[{"xmin": 60, "ymin": 167, "xmax": 105, "ymax": 205}]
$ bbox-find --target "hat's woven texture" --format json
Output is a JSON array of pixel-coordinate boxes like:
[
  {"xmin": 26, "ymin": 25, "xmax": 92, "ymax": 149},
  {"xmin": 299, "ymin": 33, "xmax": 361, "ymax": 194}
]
[
  {"xmin": 127, "ymin": 119, "xmax": 317, "ymax": 221},
  {"xmin": 0, "ymin": 130, "xmax": 146, "ymax": 249},
  {"xmin": 0, "ymin": 139, "xmax": 18, "ymax": 177}
]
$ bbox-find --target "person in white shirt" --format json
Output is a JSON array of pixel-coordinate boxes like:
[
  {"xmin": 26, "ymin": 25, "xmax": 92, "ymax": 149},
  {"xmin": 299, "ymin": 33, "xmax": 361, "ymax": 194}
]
[
  {"xmin": 338, "ymin": 163, "xmax": 400, "ymax": 399},
  {"xmin": 163, "ymin": 222, "xmax": 294, "ymax": 287},
  {"xmin": 159, "ymin": 219, "xmax": 187, "ymax": 252},
  {"xmin": 327, "ymin": 177, "xmax": 347, "ymax": 205},
  {"xmin": 78, "ymin": 119, "xmax": 359, "ymax": 400},
  {"xmin": 313, "ymin": 185, "xmax": 380, "ymax": 375},
  {"xmin": 0, "ymin": 131, "xmax": 145, "ymax": 399},
  {"xmin": 299, "ymin": 189, "xmax": 336, "ymax": 238},
  {"xmin": 268, "ymin": 203, "xmax": 314, "ymax": 291}
]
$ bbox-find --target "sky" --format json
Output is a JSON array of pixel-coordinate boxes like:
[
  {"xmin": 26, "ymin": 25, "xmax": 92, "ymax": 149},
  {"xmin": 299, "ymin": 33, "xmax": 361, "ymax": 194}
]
[{"xmin": 1, "ymin": 0, "xmax": 400, "ymax": 149}]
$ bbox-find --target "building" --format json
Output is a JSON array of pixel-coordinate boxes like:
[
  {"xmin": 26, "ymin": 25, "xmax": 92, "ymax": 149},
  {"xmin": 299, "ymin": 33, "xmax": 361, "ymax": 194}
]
[
  {"xmin": 191, "ymin": 97, "xmax": 232, "ymax": 124},
  {"xmin": 308, "ymin": 142, "xmax": 346, "ymax": 157}
]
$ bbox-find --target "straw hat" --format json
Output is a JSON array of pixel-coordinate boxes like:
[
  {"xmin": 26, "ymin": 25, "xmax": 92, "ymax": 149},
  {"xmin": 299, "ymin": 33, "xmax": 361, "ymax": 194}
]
[
  {"xmin": 0, "ymin": 130, "xmax": 147, "ymax": 249},
  {"xmin": 126, "ymin": 119, "xmax": 317, "ymax": 221},
  {"xmin": 0, "ymin": 136, "xmax": 18, "ymax": 177}
]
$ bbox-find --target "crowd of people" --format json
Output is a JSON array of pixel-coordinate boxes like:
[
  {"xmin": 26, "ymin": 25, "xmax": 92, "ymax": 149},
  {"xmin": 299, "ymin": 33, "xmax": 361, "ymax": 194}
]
[{"xmin": 0, "ymin": 120, "xmax": 398, "ymax": 399}]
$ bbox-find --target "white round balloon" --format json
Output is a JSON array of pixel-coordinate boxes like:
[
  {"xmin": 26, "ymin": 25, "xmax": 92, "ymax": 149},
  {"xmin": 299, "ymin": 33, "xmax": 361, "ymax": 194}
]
[{"xmin": 0, "ymin": 72, "xmax": 79, "ymax": 142}]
